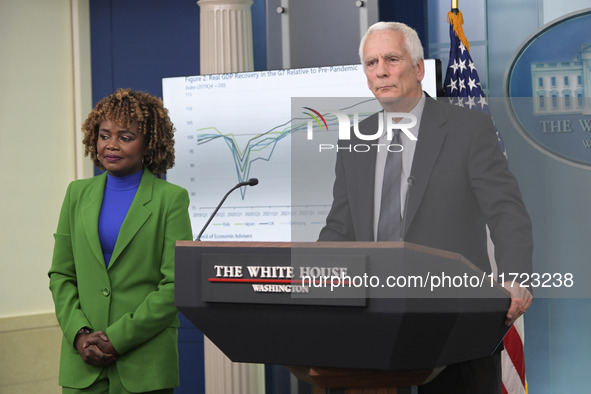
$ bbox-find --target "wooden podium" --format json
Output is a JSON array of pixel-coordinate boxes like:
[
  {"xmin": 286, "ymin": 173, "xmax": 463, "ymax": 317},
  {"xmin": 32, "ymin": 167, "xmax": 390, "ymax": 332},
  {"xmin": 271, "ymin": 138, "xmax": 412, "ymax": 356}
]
[{"xmin": 175, "ymin": 241, "xmax": 510, "ymax": 393}]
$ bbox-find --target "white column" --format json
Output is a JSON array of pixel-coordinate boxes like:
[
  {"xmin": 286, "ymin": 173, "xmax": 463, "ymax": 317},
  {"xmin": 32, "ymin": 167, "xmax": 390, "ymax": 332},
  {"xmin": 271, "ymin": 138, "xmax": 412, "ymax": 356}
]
[
  {"xmin": 203, "ymin": 336, "xmax": 265, "ymax": 394},
  {"xmin": 198, "ymin": 0, "xmax": 254, "ymax": 74},
  {"xmin": 71, "ymin": 0, "xmax": 94, "ymax": 180},
  {"xmin": 197, "ymin": 3, "xmax": 264, "ymax": 392}
]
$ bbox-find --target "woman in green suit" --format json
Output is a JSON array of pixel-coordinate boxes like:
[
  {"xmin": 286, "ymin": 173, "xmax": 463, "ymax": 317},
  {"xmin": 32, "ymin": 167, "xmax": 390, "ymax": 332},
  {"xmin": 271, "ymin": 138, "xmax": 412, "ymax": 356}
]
[{"xmin": 49, "ymin": 89, "xmax": 193, "ymax": 393}]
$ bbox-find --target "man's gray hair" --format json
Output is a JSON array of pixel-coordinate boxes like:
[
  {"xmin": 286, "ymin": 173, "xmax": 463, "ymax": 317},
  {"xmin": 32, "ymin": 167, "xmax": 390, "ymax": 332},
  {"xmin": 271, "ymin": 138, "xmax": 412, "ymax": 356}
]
[{"xmin": 359, "ymin": 22, "xmax": 424, "ymax": 67}]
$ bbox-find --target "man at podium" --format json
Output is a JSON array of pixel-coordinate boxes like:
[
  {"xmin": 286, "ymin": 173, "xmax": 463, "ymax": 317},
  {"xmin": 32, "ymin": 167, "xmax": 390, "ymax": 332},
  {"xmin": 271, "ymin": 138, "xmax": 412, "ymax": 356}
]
[{"xmin": 318, "ymin": 21, "xmax": 533, "ymax": 394}]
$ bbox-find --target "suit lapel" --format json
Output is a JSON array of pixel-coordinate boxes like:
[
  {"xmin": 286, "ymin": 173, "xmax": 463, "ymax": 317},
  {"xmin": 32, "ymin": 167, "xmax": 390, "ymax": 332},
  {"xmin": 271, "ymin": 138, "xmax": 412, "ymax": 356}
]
[
  {"xmin": 82, "ymin": 173, "xmax": 108, "ymax": 266},
  {"xmin": 403, "ymin": 98, "xmax": 447, "ymax": 238},
  {"xmin": 108, "ymin": 169, "xmax": 154, "ymax": 269}
]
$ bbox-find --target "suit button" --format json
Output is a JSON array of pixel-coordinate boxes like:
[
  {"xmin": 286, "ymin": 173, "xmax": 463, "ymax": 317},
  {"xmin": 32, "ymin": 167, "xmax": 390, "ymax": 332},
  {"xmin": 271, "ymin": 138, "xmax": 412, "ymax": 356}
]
[{"xmin": 102, "ymin": 288, "xmax": 110, "ymax": 297}]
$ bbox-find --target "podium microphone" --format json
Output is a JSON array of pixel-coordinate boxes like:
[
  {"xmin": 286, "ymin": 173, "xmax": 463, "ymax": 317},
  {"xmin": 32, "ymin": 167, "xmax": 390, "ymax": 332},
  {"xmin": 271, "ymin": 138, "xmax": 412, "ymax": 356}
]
[{"xmin": 195, "ymin": 178, "xmax": 259, "ymax": 241}]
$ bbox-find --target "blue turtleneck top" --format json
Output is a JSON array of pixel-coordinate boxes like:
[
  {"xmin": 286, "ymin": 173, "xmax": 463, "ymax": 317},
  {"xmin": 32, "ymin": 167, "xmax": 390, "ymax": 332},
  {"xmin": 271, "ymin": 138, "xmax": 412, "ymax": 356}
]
[{"xmin": 98, "ymin": 170, "xmax": 143, "ymax": 267}]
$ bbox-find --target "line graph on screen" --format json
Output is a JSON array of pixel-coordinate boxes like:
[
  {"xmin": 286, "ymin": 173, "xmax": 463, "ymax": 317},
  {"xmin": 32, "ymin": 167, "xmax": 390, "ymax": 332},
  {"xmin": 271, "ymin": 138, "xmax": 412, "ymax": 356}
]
[{"xmin": 162, "ymin": 62, "xmax": 438, "ymax": 241}]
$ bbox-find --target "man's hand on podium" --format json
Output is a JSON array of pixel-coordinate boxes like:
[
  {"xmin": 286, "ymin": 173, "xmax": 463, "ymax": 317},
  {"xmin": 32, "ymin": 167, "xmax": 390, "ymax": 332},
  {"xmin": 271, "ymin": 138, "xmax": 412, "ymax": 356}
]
[{"xmin": 502, "ymin": 281, "xmax": 533, "ymax": 326}]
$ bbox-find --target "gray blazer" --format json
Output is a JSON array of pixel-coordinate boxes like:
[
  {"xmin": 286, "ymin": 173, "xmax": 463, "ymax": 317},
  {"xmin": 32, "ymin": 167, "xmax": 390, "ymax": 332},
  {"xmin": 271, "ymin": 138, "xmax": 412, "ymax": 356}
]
[{"xmin": 319, "ymin": 96, "xmax": 533, "ymax": 277}]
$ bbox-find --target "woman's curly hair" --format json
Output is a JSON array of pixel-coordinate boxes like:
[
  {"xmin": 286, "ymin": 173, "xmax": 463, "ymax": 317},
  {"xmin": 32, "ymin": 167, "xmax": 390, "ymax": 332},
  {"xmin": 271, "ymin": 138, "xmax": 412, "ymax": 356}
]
[{"xmin": 81, "ymin": 88, "xmax": 176, "ymax": 178}]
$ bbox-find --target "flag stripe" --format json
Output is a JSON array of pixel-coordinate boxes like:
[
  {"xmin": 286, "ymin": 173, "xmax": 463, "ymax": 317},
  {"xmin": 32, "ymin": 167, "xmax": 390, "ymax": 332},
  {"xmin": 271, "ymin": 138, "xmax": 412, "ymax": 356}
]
[
  {"xmin": 501, "ymin": 353, "xmax": 526, "ymax": 394},
  {"xmin": 504, "ymin": 325, "xmax": 526, "ymax": 385},
  {"xmin": 501, "ymin": 338, "xmax": 527, "ymax": 394}
]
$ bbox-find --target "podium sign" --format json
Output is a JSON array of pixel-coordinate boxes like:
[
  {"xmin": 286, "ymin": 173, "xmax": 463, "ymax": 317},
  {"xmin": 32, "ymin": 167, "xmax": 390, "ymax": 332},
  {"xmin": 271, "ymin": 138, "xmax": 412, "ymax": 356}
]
[{"xmin": 200, "ymin": 251, "xmax": 367, "ymax": 306}]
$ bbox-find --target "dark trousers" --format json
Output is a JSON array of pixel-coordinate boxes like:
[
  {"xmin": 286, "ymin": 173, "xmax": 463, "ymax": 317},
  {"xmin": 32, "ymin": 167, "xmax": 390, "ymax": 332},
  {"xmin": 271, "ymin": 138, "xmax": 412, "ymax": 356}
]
[{"xmin": 418, "ymin": 349, "xmax": 502, "ymax": 394}]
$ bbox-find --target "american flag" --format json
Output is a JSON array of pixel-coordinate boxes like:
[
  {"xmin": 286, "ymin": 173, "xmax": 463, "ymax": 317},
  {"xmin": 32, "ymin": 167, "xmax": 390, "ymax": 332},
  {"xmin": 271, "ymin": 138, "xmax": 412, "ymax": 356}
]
[
  {"xmin": 443, "ymin": 9, "xmax": 526, "ymax": 394},
  {"xmin": 443, "ymin": 10, "xmax": 505, "ymax": 154}
]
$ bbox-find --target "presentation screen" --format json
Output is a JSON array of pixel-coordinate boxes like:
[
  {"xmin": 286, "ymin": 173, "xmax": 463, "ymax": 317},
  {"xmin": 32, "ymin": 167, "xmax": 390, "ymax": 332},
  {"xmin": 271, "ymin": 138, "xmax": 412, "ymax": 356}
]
[{"xmin": 163, "ymin": 61, "xmax": 441, "ymax": 241}]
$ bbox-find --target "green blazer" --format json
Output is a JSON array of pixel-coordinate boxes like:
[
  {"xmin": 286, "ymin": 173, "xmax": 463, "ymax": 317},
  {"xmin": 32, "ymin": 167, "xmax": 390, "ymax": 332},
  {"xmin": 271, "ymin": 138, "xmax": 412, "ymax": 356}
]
[{"xmin": 49, "ymin": 169, "xmax": 192, "ymax": 391}]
